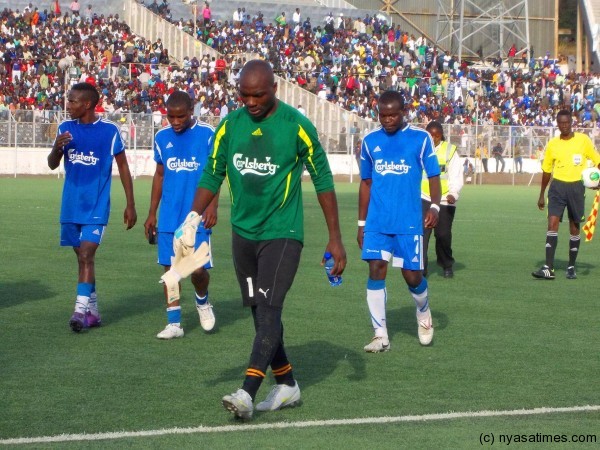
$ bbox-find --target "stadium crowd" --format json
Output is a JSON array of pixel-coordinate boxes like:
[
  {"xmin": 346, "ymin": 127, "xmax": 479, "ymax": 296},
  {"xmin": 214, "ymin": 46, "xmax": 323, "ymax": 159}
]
[{"xmin": 1, "ymin": 2, "xmax": 600, "ymax": 130}]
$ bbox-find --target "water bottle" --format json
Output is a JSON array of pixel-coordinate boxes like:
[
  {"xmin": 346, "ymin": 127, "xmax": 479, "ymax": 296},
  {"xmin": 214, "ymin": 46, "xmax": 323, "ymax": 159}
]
[{"xmin": 324, "ymin": 252, "xmax": 342, "ymax": 286}]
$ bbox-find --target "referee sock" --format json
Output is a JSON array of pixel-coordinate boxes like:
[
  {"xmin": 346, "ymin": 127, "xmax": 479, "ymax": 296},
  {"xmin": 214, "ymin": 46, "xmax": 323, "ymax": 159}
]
[
  {"xmin": 366, "ymin": 279, "xmax": 387, "ymax": 338},
  {"xmin": 568, "ymin": 235, "xmax": 580, "ymax": 267},
  {"xmin": 545, "ymin": 231, "xmax": 558, "ymax": 269}
]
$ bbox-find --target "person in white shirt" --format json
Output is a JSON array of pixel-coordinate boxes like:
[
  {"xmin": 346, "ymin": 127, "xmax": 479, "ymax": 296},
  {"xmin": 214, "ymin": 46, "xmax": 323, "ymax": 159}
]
[{"xmin": 292, "ymin": 8, "xmax": 300, "ymax": 27}]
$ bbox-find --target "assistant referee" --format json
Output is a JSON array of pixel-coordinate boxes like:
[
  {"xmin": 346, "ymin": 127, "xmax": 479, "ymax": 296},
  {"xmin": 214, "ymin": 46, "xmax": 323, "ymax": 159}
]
[{"xmin": 532, "ymin": 109, "xmax": 600, "ymax": 280}]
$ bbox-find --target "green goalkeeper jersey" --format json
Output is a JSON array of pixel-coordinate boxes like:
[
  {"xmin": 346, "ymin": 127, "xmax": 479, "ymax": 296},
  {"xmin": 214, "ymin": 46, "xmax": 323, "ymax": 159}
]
[{"xmin": 198, "ymin": 100, "xmax": 335, "ymax": 243}]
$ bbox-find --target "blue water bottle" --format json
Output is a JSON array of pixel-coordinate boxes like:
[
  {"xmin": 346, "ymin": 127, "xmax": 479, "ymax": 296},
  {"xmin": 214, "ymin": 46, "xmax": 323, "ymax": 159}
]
[{"xmin": 324, "ymin": 252, "xmax": 342, "ymax": 286}]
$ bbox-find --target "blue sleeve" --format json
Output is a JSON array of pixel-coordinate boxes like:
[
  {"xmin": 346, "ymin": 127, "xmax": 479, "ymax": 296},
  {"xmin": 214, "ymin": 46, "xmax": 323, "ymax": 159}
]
[
  {"xmin": 422, "ymin": 134, "xmax": 441, "ymax": 177},
  {"xmin": 154, "ymin": 134, "xmax": 163, "ymax": 164},
  {"xmin": 360, "ymin": 138, "xmax": 372, "ymax": 180}
]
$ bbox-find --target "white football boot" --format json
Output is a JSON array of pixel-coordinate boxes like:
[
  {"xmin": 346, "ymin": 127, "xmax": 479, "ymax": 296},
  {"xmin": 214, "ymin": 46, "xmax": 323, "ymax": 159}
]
[
  {"xmin": 363, "ymin": 336, "xmax": 390, "ymax": 352},
  {"xmin": 222, "ymin": 389, "xmax": 254, "ymax": 420},
  {"xmin": 156, "ymin": 323, "xmax": 184, "ymax": 339},
  {"xmin": 417, "ymin": 308, "xmax": 434, "ymax": 346},
  {"xmin": 196, "ymin": 302, "xmax": 215, "ymax": 331},
  {"xmin": 256, "ymin": 382, "xmax": 301, "ymax": 411}
]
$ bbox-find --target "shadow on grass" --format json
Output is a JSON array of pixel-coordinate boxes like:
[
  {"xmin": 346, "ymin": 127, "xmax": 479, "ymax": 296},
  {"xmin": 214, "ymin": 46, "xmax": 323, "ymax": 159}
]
[
  {"xmin": 0, "ymin": 280, "xmax": 57, "ymax": 308},
  {"xmin": 388, "ymin": 305, "xmax": 449, "ymax": 343},
  {"xmin": 425, "ymin": 261, "xmax": 465, "ymax": 278},
  {"xmin": 532, "ymin": 259, "xmax": 596, "ymax": 277},
  {"xmin": 205, "ymin": 340, "xmax": 367, "ymax": 388},
  {"xmin": 179, "ymin": 296, "xmax": 250, "ymax": 334}
]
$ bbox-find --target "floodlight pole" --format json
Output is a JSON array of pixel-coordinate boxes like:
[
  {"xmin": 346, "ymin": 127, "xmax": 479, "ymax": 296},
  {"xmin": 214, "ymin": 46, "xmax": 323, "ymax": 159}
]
[{"xmin": 435, "ymin": 0, "xmax": 531, "ymax": 64}]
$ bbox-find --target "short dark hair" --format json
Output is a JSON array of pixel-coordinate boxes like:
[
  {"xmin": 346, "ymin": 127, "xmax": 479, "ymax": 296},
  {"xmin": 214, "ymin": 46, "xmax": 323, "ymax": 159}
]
[
  {"xmin": 71, "ymin": 82, "xmax": 100, "ymax": 107},
  {"xmin": 426, "ymin": 120, "xmax": 445, "ymax": 140},
  {"xmin": 556, "ymin": 109, "xmax": 571, "ymax": 120},
  {"xmin": 166, "ymin": 90, "xmax": 193, "ymax": 110},
  {"xmin": 378, "ymin": 90, "xmax": 404, "ymax": 110}
]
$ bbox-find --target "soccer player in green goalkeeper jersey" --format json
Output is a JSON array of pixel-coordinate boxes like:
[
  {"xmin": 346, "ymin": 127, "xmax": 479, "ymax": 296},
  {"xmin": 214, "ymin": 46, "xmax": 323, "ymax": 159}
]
[{"xmin": 182, "ymin": 59, "xmax": 346, "ymax": 419}]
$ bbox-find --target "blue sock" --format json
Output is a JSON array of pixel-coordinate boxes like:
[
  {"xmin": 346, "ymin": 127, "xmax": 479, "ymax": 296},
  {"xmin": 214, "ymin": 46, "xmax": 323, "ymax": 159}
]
[
  {"xmin": 77, "ymin": 282, "xmax": 93, "ymax": 298},
  {"xmin": 195, "ymin": 292, "xmax": 208, "ymax": 306},
  {"xmin": 408, "ymin": 277, "xmax": 429, "ymax": 312},
  {"xmin": 75, "ymin": 282, "xmax": 93, "ymax": 314},
  {"xmin": 167, "ymin": 306, "xmax": 181, "ymax": 324},
  {"xmin": 89, "ymin": 283, "xmax": 98, "ymax": 314}
]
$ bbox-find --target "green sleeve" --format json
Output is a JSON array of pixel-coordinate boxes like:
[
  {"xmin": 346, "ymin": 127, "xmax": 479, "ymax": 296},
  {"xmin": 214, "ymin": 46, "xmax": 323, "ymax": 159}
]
[
  {"xmin": 297, "ymin": 119, "xmax": 335, "ymax": 194},
  {"xmin": 199, "ymin": 119, "xmax": 228, "ymax": 193}
]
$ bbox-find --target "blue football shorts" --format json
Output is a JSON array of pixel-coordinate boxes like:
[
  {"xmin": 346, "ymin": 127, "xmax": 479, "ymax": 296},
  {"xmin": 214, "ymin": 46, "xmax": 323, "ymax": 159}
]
[
  {"xmin": 157, "ymin": 231, "xmax": 213, "ymax": 269},
  {"xmin": 361, "ymin": 231, "xmax": 424, "ymax": 270},
  {"xmin": 60, "ymin": 223, "xmax": 106, "ymax": 247}
]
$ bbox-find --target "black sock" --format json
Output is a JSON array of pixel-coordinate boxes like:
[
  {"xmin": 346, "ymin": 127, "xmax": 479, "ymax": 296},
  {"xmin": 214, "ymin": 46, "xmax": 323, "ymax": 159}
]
[
  {"xmin": 545, "ymin": 232, "xmax": 558, "ymax": 269},
  {"xmin": 568, "ymin": 235, "xmax": 580, "ymax": 267}
]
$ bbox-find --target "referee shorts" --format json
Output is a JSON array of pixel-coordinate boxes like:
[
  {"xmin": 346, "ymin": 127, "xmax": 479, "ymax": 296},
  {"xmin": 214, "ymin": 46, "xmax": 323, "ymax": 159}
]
[
  {"xmin": 232, "ymin": 233, "xmax": 303, "ymax": 309},
  {"xmin": 547, "ymin": 179, "xmax": 586, "ymax": 223}
]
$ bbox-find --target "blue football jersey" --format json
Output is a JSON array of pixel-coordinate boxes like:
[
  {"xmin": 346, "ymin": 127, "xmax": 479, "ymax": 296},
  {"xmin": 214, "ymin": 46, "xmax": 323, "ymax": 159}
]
[
  {"xmin": 154, "ymin": 120, "xmax": 214, "ymax": 232},
  {"xmin": 360, "ymin": 124, "xmax": 440, "ymax": 234},
  {"xmin": 58, "ymin": 118, "xmax": 125, "ymax": 225}
]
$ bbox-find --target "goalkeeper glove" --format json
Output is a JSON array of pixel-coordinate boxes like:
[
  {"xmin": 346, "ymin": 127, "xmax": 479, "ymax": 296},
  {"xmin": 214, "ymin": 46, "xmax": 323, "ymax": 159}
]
[
  {"xmin": 174, "ymin": 211, "xmax": 202, "ymax": 256},
  {"xmin": 160, "ymin": 269, "xmax": 181, "ymax": 304},
  {"xmin": 160, "ymin": 242, "xmax": 211, "ymax": 304}
]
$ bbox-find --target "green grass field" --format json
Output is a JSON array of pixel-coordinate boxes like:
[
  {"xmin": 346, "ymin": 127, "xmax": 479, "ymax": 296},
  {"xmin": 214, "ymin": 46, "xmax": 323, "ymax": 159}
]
[{"xmin": 0, "ymin": 177, "xmax": 599, "ymax": 449}]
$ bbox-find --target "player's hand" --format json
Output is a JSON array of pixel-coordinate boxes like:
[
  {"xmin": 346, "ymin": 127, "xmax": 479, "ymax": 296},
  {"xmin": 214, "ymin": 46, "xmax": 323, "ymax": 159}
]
[
  {"xmin": 174, "ymin": 211, "xmax": 201, "ymax": 256},
  {"xmin": 144, "ymin": 215, "xmax": 157, "ymax": 243},
  {"xmin": 447, "ymin": 194, "xmax": 456, "ymax": 205},
  {"xmin": 124, "ymin": 205, "xmax": 137, "ymax": 230},
  {"xmin": 356, "ymin": 226, "xmax": 364, "ymax": 250},
  {"xmin": 53, "ymin": 131, "xmax": 72, "ymax": 151},
  {"xmin": 424, "ymin": 208, "xmax": 439, "ymax": 228},
  {"xmin": 537, "ymin": 196, "xmax": 545, "ymax": 210},
  {"xmin": 202, "ymin": 203, "xmax": 218, "ymax": 229},
  {"xmin": 322, "ymin": 239, "xmax": 346, "ymax": 276}
]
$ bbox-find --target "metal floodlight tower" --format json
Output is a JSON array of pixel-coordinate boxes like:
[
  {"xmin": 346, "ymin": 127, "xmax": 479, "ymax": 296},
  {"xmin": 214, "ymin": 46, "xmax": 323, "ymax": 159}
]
[{"xmin": 435, "ymin": 0, "xmax": 531, "ymax": 63}]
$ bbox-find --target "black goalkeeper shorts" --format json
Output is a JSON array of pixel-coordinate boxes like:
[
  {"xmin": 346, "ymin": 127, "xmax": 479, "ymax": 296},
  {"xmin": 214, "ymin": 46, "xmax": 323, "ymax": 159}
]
[{"xmin": 232, "ymin": 232, "xmax": 303, "ymax": 309}]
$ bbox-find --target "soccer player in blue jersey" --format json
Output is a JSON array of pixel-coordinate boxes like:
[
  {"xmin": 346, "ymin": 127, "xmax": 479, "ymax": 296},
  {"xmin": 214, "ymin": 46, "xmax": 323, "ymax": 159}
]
[
  {"xmin": 357, "ymin": 90, "xmax": 441, "ymax": 352},
  {"xmin": 144, "ymin": 91, "xmax": 218, "ymax": 339},
  {"xmin": 48, "ymin": 82, "xmax": 137, "ymax": 333}
]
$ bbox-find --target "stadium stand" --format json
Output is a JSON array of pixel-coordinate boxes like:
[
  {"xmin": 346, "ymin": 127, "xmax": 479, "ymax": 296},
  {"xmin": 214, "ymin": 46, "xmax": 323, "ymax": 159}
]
[{"xmin": 2, "ymin": 0, "xmax": 600, "ymax": 161}]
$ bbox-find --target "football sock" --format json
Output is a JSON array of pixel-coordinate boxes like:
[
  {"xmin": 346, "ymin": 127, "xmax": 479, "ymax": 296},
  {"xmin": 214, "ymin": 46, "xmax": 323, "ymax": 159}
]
[
  {"xmin": 408, "ymin": 277, "xmax": 429, "ymax": 313},
  {"xmin": 242, "ymin": 367, "xmax": 265, "ymax": 401},
  {"xmin": 245, "ymin": 305, "xmax": 283, "ymax": 400},
  {"xmin": 568, "ymin": 235, "xmax": 580, "ymax": 267},
  {"xmin": 545, "ymin": 231, "xmax": 558, "ymax": 269},
  {"xmin": 166, "ymin": 305, "xmax": 181, "ymax": 325},
  {"xmin": 366, "ymin": 278, "xmax": 387, "ymax": 337},
  {"xmin": 271, "ymin": 324, "xmax": 295, "ymax": 387},
  {"xmin": 195, "ymin": 292, "xmax": 208, "ymax": 306},
  {"xmin": 75, "ymin": 282, "xmax": 93, "ymax": 314},
  {"xmin": 88, "ymin": 284, "xmax": 99, "ymax": 315},
  {"xmin": 272, "ymin": 363, "xmax": 295, "ymax": 387}
]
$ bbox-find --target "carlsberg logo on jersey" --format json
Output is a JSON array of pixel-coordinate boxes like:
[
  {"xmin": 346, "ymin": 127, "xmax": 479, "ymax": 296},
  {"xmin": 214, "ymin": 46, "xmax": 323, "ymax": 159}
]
[
  {"xmin": 233, "ymin": 153, "xmax": 279, "ymax": 176},
  {"xmin": 68, "ymin": 150, "xmax": 99, "ymax": 166},
  {"xmin": 166, "ymin": 157, "xmax": 200, "ymax": 172},
  {"xmin": 374, "ymin": 159, "xmax": 410, "ymax": 175}
]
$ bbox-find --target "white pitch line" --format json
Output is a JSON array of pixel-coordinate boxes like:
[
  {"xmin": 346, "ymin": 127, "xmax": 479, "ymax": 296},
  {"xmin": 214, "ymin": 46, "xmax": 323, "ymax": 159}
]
[{"xmin": 2, "ymin": 405, "xmax": 599, "ymax": 445}]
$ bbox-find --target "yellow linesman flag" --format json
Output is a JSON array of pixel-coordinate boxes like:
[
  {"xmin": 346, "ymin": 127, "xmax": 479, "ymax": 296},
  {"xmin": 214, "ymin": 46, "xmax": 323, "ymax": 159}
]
[{"xmin": 582, "ymin": 192, "xmax": 600, "ymax": 241}]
